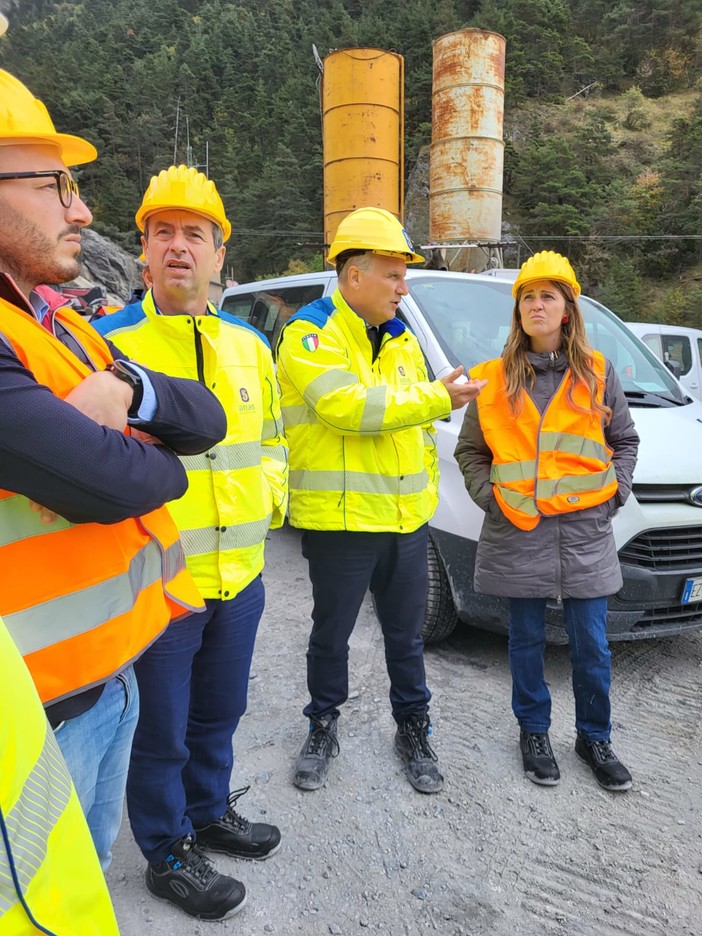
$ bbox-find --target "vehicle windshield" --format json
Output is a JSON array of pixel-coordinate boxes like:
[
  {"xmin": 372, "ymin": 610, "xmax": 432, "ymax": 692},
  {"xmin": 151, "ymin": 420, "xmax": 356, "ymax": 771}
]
[{"xmin": 408, "ymin": 275, "xmax": 687, "ymax": 406}]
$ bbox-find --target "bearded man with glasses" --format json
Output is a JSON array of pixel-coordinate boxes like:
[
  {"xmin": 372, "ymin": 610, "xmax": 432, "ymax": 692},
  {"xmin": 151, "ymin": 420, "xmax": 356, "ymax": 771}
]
[{"xmin": 0, "ymin": 68, "xmax": 227, "ymax": 872}]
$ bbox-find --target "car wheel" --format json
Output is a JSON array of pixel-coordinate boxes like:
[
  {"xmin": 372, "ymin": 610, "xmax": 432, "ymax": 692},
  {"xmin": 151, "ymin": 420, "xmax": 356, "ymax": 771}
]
[{"xmin": 423, "ymin": 535, "xmax": 459, "ymax": 644}]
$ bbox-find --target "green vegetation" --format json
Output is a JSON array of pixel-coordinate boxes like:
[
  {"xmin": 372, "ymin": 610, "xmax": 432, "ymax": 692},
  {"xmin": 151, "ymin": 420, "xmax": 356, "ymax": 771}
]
[{"xmin": 1, "ymin": 0, "xmax": 700, "ymax": 322}]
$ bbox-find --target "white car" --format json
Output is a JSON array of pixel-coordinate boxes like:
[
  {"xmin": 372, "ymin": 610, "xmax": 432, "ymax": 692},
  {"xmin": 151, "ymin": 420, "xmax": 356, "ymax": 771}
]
[
  {"xmin": 625, "ymin": 321, "xmax": 702, "ymax": 400},
  {"xmin": 222, "ymin": 270, "xmax": 702, "ymax": 644}
]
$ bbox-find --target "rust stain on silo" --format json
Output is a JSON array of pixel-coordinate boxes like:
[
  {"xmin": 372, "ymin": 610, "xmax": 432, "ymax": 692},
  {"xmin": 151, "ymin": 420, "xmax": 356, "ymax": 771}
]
[{"xmin": 430, "ymin": 28, "xmax": 506, "ymax": 245}]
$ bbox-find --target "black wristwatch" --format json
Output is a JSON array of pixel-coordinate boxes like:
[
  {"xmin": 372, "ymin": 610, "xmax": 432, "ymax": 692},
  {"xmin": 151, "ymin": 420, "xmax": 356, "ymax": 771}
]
[{"xmin": 105, "ymin": 360, "xmax": 144, "ymax": 415}]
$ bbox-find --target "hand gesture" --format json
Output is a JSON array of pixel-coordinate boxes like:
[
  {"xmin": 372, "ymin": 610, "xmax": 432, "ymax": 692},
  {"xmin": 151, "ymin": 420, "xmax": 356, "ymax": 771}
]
[{"xmin": 440, "ymin": 366, "xmax": 488, "ymax": 410}]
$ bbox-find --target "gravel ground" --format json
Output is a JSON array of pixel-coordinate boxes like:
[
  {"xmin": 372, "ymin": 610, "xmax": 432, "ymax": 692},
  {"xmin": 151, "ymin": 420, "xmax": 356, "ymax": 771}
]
[{"xmin": 108, "ymin": 524, "xmax": 702, "ymax": 936}]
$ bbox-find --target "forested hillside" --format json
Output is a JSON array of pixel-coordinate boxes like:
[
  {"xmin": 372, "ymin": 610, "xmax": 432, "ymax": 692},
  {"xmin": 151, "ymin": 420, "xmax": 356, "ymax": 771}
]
[{"xmin": 1, "ymin": 0, "xmax": 700, "ymax": 321}]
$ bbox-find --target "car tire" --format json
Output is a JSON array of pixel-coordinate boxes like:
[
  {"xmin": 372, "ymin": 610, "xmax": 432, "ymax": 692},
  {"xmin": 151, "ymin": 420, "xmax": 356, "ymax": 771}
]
[{"xmin": 423, "ymin": 535, "xmax": 460, "ymax": 644}]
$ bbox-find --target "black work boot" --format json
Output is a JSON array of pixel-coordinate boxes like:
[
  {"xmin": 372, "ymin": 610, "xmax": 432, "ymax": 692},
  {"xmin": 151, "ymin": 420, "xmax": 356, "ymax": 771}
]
[
  {"xmin": 196, "ymin": 786, "xmax": 281, "ymax": 860},
  {"xmin": 394, "ymin": 713, "xmax": 444, "ymax": 793},
  {"xmin": 575, "ymin": 735, "xmax": 632, "ymax": 792},
  {"xmin": 293, "ymin": 715, "xmax": 340, "ymax": 790},
  {"xmin": 520, "ymin": 731, "xmax": 560, "ymax": 786},
  {"xmin": 145, "ymin": 833, "xmax": 246, "ymax": 921}
]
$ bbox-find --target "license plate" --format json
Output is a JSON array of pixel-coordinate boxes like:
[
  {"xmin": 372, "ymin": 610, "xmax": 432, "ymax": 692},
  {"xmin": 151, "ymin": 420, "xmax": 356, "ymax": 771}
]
[{"xmin": 682, "ymin": 577, "xmax": 702, "ymax": 604}]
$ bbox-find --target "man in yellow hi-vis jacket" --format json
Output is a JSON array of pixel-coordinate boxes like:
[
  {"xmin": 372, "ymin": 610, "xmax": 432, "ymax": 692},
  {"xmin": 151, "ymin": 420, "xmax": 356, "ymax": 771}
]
[
  {"xmin": 94, "ymin": 166, "xmax": 288, "ymax": 923},
  {"xmin": 276, "ymin": 207, "xmax": 486, "ymax": 796},
  {"xmin": 0, "ymin": 615, "xmax": 120, "ymax": 935}
]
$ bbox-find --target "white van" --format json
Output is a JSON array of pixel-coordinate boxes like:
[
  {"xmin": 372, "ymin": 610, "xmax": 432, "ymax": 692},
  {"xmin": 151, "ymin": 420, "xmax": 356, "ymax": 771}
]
[
  {"xmin": 222, "ymin": 271, "xmax": 702, "ymax": 645},
  {"xmin": 625, "ymin": 322, "xmax": 702, "ymax": 400}
]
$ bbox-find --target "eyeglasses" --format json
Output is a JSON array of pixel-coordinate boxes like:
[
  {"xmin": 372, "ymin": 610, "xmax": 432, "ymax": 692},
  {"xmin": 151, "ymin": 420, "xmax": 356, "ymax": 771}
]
[{"xmin": 0, "ymin": 170, "xmax": 80, "ymax": 208}]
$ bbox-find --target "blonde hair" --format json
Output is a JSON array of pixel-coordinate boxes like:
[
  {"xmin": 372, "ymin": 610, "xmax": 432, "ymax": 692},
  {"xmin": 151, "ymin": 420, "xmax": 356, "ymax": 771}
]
[{"xmin": 502, "ymin": 281, "xmax": 612, "ymax": 424}]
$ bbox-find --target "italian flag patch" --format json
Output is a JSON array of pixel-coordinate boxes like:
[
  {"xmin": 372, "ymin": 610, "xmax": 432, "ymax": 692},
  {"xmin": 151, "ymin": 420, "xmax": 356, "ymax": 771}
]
[{"xmin": 301, "ymin": 333, "xmax": 319, "ymax": 352}]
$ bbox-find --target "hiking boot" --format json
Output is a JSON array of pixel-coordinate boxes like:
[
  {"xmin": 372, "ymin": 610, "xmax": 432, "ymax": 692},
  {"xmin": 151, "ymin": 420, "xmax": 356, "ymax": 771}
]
[
  {"xmin": 394, "ymin": 714, "xmax": 444, "ymax": 794},
  {"xmin": 293, "ymin": 715, "xmax": 340, "ymax": 790},
  {"xmin": 145, "ymin": 833, "xmax": 246, "ymax": 921},
  {"xmin": 520, "ymin": 731, "xmax": 560, "ymax": 786},
  {"xmin": 196, "ymin": 786, "xmax": 281, "ymax": 860},
  {"xmin": 575, "ymin": 735, "xmax": 632, "ymax": 792}
]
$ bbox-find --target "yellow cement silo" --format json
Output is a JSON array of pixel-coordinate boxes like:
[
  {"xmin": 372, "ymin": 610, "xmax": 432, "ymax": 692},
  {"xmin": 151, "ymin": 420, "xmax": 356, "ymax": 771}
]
[
  {"xmin": 322, "ymin": 48, "xmax": 404, "ymax": 251},
  {"xmin": 430, "ymin": 28, "xmax": 506, "ymax": 267}
]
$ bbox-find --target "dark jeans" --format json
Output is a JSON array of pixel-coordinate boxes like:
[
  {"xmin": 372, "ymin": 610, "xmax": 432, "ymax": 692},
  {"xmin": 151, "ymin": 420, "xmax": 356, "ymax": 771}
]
[
  {"xmin": 301, "ymin": 525, "xmax": 432, "ymax": 725},
  {"xmin": 508, "ymin": 596, "xmax": 612, "ymax": 741},
  {"xmin": 127, "ymin": 576, "xmax": 265, "ymax": 863}
]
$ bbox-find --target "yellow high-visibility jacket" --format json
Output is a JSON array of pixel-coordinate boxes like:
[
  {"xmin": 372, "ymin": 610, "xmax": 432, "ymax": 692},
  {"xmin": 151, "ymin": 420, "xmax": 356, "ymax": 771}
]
[
  {"xmin": 0, "ymin": 617, "xmax": 120, "ymax": 935},
  {"xmin": 276, "ymin": 288, "xmax": 451, "ymax": 533},
  {"xmin": 95, "ymin": 292, "xmax": 288, "ymax": 600}
]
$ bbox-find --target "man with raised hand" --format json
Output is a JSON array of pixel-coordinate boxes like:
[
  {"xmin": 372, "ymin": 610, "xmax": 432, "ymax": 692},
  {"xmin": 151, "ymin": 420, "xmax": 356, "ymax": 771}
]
[{"xmin": 276, "ymin": 207, "xmax": 485, "ymax": 795}]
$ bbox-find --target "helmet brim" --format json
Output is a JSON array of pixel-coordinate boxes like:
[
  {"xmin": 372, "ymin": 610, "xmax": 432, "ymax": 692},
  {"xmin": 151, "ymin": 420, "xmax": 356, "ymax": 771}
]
[
  {"xmin": 136, "ymin": 205, "xmax": 231, "ymax": 242},
  {"xmin": 512, "ymin": 274, "xmax": 581, "ymax": 300},
  {"xmin": 326, "ymin": 247, "xmax": 424, "ymax": 266},
  {"xmin": 1, "ymin": 132, "xmax": 97, "ymax": 166}
]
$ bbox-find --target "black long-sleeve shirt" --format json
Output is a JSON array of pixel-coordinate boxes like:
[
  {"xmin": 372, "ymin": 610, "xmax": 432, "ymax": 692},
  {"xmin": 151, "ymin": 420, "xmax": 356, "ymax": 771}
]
[{"xmin": 0, "ymin": 280, "xmax": 226, "ymax": 523}]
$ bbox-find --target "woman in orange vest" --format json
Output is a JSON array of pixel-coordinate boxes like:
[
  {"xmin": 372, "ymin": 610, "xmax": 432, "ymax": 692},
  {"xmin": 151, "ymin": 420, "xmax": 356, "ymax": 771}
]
[{"xmin": 455, "ymin": 252, "xmax": 639, "ymax": 792}]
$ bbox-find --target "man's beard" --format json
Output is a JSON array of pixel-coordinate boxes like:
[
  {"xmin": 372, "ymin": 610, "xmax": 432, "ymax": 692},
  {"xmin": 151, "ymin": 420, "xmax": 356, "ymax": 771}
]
[{"xmin": 0, "ymin": 199, "xmax": 81, "ymax": 293}]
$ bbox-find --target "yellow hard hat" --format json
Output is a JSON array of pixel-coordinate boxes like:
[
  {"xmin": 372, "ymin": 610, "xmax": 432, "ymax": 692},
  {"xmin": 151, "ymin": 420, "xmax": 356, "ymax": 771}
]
[
  {"xmin": 0, "ymin": 69, "xmax": 97, "ymax": 165},
  {"xmin": 327, "ymin": 207, "xmax": 424, "ymax": 264},
  {"xmin": 512, "ymin": 250, "xmax": 581, "ymax": 299},
  {"xmin": 136, "ymin": 165, "xmax": 231, "ymax": 242}
]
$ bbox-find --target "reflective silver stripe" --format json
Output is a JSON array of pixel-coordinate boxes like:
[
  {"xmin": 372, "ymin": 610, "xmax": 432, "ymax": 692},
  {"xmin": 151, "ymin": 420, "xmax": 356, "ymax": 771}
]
[
  {"xmin": 539, "ymin": 431, "xmax": 610, "ymax": 463},
  {"xmin": 180, "ymin": 452, "xmax": 212, "ymax": 471},
  {"xmin": 262, "ymin": 416, "xmax": 284, "ymax": 441},
  {"xmin": 281, "ymin": 403, "xmax": 316, "ymax": 427},
  {"xmin": 536, "ymin": 464, "xmax": 617, "ymax": 499},
  {"xmin": 6, "ymin": 539, "xmax": 164, "ymax": 657},
  {"xmin": 289, "ymin": 469, "xmax": 428, "ymax": 496},
  {"xmin": 494, "ymin": 485, "xmax": 539, "ymax": 516},
  {"xmin": 263, "ymin": 444, "xmax": 288, "ymax": 463},
  {"xmin": 180, "ymin": 441, "xmax": 263, "ymax": 473},
  {"xmin": 304, "ymin": 369, "xmax": 359, "ymax": 407},
  {"xmin": 360, "ymin": 386, "xmax": 387, "ymax": 433},
  {"xmin": 0, "ymin": 494, "xmax": 73, "ymax": 547},
  {"xmin": 422, "ymin": 429, "xmax": 435, "ymax": 447},
  {"xmin": 0, "ymin": 724, "xmax": 71, "ymax": 915},
  {"xmin": 180, "ymin": 515, "xmax": 272, "ymax": 557},
  {"xmin": 490, "ymin": 460, "xmax": 537, "ymax": 483}
]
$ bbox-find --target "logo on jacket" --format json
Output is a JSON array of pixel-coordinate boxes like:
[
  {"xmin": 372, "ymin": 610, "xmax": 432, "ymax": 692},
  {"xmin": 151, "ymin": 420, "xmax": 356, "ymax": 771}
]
[
  {"xmin": 301, "ymin": 333, "xmax": 319, "ymax": 352},
  {"xmin": 398, "ymin": 365, "xmax": 406, "ymax": 376},
  {"xmin": 690, "ymin": 486, "xmax": 702, "ymax": 506},
  {"xmin": 239, "ymin": 387, "xmax": 249, "ymax": 402}
]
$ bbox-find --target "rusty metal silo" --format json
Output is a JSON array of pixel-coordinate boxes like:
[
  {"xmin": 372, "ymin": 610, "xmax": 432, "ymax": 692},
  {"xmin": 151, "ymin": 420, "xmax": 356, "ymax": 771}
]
[
  {"xmin": 430, "ymin": 29, "xmax": 506, "ymax": 271},
  {"xmin": 322, "ymin": 48, "xmax": 404, "ymax": 251}
]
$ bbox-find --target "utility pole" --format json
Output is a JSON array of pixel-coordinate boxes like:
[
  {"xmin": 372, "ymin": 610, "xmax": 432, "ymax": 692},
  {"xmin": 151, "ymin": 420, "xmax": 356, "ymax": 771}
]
[{"xmin": 173, "ymin": 96, "xmax": 181, "ymax": 164}]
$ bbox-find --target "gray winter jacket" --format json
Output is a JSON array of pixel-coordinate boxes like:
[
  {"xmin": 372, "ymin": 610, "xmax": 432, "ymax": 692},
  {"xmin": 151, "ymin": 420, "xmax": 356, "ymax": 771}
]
[{"xmin": 454, "ymin": 351, "xmax": 640, "ymax": 600}]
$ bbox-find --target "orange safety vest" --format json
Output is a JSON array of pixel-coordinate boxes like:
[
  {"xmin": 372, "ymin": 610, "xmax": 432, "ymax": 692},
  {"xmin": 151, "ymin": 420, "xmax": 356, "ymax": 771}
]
[
  {"xmin": 0, "ymin": 297, "xmax": 204, "ymax": 705},
  {"xmin": 471, "ymin": 352, "xmax": 618, "ymax": 531}
]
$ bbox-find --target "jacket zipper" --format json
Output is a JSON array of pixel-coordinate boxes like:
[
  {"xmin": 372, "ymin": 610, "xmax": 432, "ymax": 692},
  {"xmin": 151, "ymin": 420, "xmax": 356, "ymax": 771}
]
[
  {"xmin": 534, "ymin": 358, "xmax": 567, "ymax": 602},
  {"xmin": 193, "ymin": 322, "xmax": 205, "ymax": 384}
]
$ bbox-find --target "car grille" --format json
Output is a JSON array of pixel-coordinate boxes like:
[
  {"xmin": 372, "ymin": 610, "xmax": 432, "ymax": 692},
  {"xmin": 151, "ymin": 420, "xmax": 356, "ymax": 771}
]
[
  {"xmin": 632, "ymin": 604, "xmax": 702, "ymax": 630},
  {"xmin": 619, "ymin": 526, "xmax": 702, "ymax": 570}
]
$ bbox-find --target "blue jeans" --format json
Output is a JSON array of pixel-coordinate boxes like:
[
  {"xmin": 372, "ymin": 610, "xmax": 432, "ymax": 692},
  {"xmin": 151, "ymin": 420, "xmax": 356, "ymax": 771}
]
[
  {"xmin": 301, "ymin": 525, "xmax": 432, "ymax": 724},
  {"xmin": 509, "ymin": 597, "xmax": 612, "ymax": 741},
  {"xmin": 54, "ymin": 666, "xmax": 139, "ymax": 871},
  {"xmin": 127, "ymin": 576, "xmax": 265, "ymax": 864}
]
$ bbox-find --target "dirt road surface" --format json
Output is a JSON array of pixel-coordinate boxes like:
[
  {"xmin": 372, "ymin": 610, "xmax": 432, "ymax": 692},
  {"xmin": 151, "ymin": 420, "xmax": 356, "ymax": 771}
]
[{"xmin": 108, "ymin": 524, "xmax": 702, "ymax": 936}]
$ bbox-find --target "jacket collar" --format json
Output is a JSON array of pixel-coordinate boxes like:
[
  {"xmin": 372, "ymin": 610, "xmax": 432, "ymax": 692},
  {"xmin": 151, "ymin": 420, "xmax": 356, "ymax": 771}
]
[
  {"xmin": 144, "ymin": 288, "xmax": 218, "ymax": 321},
  {"xmin": 331, "ymin": 287, "xmax": 406, "ymax": 342}
]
